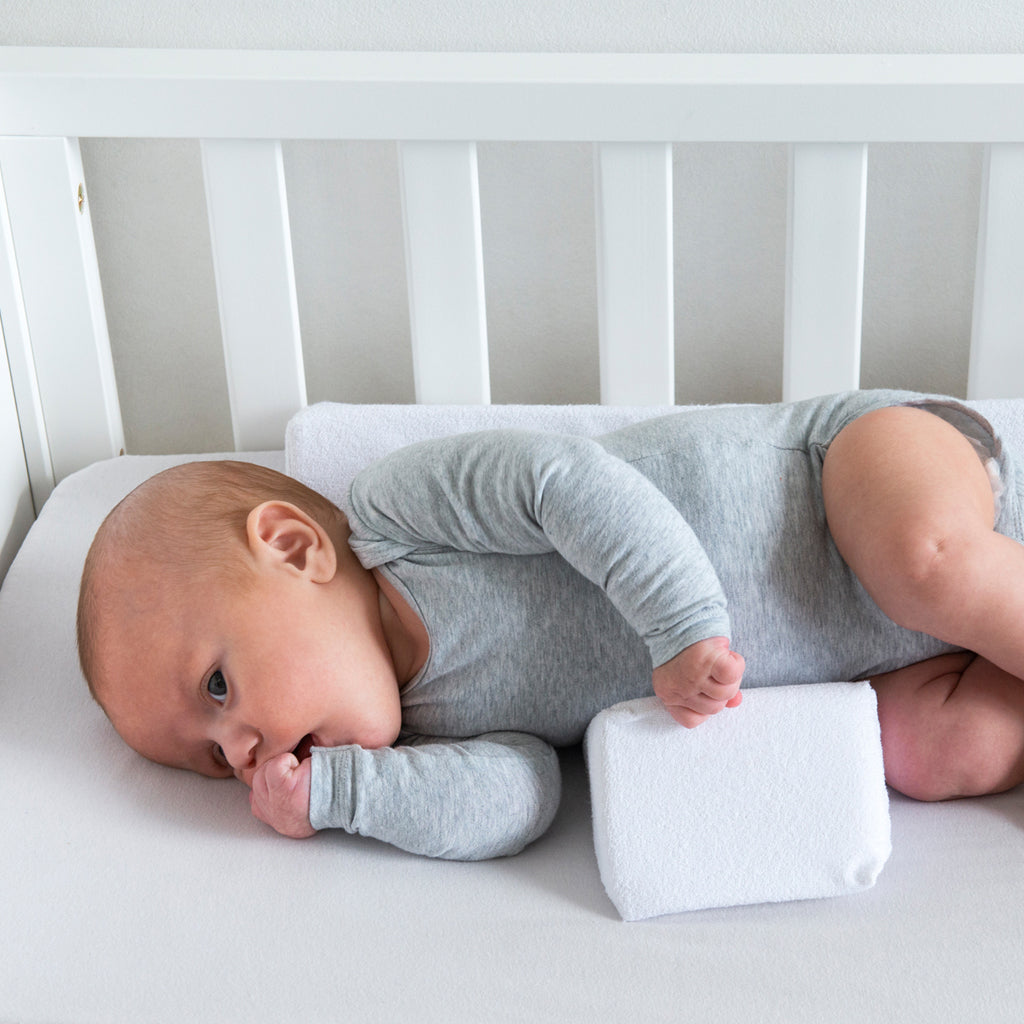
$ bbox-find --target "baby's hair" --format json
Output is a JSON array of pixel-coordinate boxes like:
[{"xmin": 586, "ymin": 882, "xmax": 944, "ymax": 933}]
[{"xmin": 77, "ymin": 460, "xmax": 343, "ymax": 702}]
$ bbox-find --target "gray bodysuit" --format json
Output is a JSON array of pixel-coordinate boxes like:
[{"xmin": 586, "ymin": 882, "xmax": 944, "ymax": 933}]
[{"xmin": 307, "ymin": 390, "xmax": 1023, "ymax": 859}]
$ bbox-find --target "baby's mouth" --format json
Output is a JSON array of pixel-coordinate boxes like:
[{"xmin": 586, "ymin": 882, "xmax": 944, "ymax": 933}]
[{"xmin": 292, "ymin": 734, "xmax": 315, "ymax": 762}]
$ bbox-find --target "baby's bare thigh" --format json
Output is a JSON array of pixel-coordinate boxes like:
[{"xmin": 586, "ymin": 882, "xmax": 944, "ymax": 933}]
[{"xmin": 821, "ymin": 406, "xmax": 996, "ymax": 594}]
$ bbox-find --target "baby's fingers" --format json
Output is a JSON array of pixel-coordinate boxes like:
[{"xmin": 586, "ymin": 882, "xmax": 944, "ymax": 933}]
[
  {"xmin": 652, "ymin": 638, "xmax": 746, "ymax": 729},
  {"xmin": 262, "ymin": 751, "xmax": 300, "ymax": 792},
  {"xmin": 664, "ymin": 705, "xmax": 714, "ymax": 729},
  {"xmin": 249, "ymin": 753, "xmax": 315, "ymax": 839},
  {"xmin": 662, "ymin": 689, "xmax": 739, "ymax": 728}
]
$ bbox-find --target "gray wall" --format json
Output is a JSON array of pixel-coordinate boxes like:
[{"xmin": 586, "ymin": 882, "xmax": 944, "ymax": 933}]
[{"xmin": 4, "ymin": 2, "xmax": 1020, "ymax": 453}]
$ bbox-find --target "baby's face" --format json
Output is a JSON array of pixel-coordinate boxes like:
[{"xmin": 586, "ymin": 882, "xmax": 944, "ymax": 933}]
[{"xmin": 98, "ymin": 548, "xmax": 403, "ymax": 787}]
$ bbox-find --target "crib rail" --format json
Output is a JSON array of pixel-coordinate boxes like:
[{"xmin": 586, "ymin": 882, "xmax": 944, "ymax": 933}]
[
  {"xmin": 3, "ymin": 49, "xmax": 1024, "ymax": 525},
  {"xmin": 5, "ymin": 51, "xmax": 1024, "ymax": 143}
]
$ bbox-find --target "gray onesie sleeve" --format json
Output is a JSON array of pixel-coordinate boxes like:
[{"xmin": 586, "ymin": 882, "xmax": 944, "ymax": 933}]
[
  {"xmin": 309, "ymin": 732, "xmax": 561, "ymax": 860},
  {"xmin": 346, "ymin": 428, "xmax": 730, "ymax": 664}
]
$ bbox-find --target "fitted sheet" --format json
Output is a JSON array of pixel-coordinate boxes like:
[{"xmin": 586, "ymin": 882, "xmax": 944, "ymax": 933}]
[{"xmin": 2, "ymin": 409, "xmax": 1024, "ymax": 1023}]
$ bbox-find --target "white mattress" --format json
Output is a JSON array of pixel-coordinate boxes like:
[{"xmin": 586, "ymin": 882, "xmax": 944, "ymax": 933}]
[{"xmin": 2, "ymin": 439, "xmax": 1024, "ymax": 1023}]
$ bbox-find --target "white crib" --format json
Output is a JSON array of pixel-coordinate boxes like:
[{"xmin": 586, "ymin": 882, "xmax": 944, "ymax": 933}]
[
  {"xmin": 3, "ymin": 50, "xmax": 1024, "ymax": 581},
  {"xmin": 2, "ymin": 49, "xmax": 1024, "ymax": 1023}
]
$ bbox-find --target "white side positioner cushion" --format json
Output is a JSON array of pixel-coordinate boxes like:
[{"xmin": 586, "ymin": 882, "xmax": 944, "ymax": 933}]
[
  {"xmin": 286, "ymin": 401, "xmax": 678, "ymax": 509},
  {"xmin": 584, "ymin": 683, "xmax": 891, "ymax": 920}
]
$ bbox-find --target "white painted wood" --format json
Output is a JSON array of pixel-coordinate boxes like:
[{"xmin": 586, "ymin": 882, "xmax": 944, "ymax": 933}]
[
  {"xmin": 399, "ymin": 141, "xmax": 489, "ymax": 404},
  {"xmin": 0, "ymin": 330, "xmax": 34, "ymax": 584},
  {"xmin": 0, "ymin": 137, "xmax": 123, "ymax": 484},
  {"xmin": 4, "ymin": 50, "xmax": 1024, "ymax": 143},
  {"xmin": 968, "ymin": 144, "xmax": 1024, "ymax": 399},
  {"xmin": 784, "ymin": 143, "xmax": 867, "ymax": 401},
  {"xmin": 0, "ymin": 153, "xmax": 53, "ymax": 508},
  {"xmin": 201, "ymin": 139, "xmax": 306, "ymax": 449},
  {"xmin": 594, "ymin": 143, "xmax": 674, "ymax": 405}
]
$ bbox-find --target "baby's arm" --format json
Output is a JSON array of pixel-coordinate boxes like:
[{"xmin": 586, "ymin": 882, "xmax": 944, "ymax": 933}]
[
  {"xmin": 653, "ymin": 636, "xmax": 745, "ymax": 728},
  {"xmin": 249, "ymin": 733, "xmax": 562, "ymax": 859},
  {"xmin": 348, "ymin": 429, "xmax": 737, "ymax": 712}
]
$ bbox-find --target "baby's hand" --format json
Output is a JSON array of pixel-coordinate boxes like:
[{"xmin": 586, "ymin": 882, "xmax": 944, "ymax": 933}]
[
  {"xmin": 249, "ymin": 752, "xmax": 316, "ymax": 839},
  {"xmin": 653, "ymin": 636, "xmax": 745, "ymax": 729}
]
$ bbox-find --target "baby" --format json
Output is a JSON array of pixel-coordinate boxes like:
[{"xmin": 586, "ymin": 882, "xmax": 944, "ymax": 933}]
[{"xmin": 77, "ymin": 390, "xmax": 1024, "ymax": 859}]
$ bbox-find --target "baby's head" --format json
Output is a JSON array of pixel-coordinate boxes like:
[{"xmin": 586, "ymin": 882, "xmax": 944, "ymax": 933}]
[{"xmin": 78, "ymin": 460, "xmax": 403, "ymax": 783}]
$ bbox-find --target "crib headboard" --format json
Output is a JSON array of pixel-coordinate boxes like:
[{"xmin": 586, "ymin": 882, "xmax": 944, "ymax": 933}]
[{"xmin": 2, "ymin": 49, "xmax": 1024, "ymax": 581}]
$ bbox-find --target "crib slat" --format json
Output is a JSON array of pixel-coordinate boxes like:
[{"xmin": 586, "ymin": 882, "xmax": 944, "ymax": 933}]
[
  {"xmin": 0, "ymin": 156, "xmax": 52, "ymax": 516},
  {"xmin": 201, "ymin": 139, "xmax": 306, "ymax": 449},
  {"xmin": 594, "ymin": 143, "xmax": 674, "ymax": 405},
  {"xmin": 968, "ymin": 144, "xmax": 1024, "ymax": 399},
  {"xmin": 0, "ymin": 330, "xmax": 34, "ymax": 580},
  {"xmin": 784, "ymin": 143, "xmax": 867, "ymax": 401},
  {"xmin": 399, "ymin": 141, "xmax": 489, "ymax": 404},
  {"xmin": 0, "ymin": 137, "xmax": 122, "ymax": 487},
  {"xmin": 0, "ymin": 172, "xmax": 42, "ymax": 576}
]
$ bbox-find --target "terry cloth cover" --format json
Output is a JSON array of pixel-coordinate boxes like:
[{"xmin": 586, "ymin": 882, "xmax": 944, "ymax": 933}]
[
  {"xmin": 584, "ymin": 683, "xmax": 892, "ymax": 920},
  {"xmin": 287, "ymin": 398, "xmax": 1024, "ymax": 515}
]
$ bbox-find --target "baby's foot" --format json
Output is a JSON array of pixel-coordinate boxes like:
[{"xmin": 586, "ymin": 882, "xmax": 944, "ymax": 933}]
[{"xmin": 652, "ymin": 636, "xmax": 745, "ymax": 728}]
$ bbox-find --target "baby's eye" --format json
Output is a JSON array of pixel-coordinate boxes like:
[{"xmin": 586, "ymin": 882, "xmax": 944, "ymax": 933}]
[{"xmin": 207, "ymin": 669, "xmax": 228, "ymax": 703}]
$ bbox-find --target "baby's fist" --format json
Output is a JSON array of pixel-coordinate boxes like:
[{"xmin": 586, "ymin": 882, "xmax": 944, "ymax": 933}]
[
  {"xmin": 249, "ymin": 752, "xmax": 316, "ymax": 839},
  {"xmin": 653, "ymin": 636, "xmax": 745, "ymax": 729}
]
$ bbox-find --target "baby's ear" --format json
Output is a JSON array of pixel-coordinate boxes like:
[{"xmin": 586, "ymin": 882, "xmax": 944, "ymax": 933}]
[{"xmin": 246, "ymin": 501, "xmax": 337, "ymax": 582}]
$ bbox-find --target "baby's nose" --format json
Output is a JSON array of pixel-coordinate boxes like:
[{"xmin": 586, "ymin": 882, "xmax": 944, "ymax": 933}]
[{"xmin": 220, "ymin": 729, "xmax": 260, "ymax": 775}]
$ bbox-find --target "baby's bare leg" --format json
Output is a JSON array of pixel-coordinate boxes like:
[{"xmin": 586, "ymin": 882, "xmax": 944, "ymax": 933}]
[
  {"xmin": 872, "ymin": 653, "xmax": 1024, "ymax": 800},
  {"xmin": 823, "ymin": 405, "xmax": 1024, "ymax": 681}
]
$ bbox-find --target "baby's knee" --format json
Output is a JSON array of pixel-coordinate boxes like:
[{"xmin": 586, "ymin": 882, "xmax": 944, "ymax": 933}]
[
  {"xmin": 877, "ymin": 524, "xmax": 990, "ymax": 633},
  {"xmin": 906, "ymin": 730, "xmax": 1024, "ymax": 801},
  {"xmin": 876, "ymin": 659, "xmax": 1024, "ymax": 801}
]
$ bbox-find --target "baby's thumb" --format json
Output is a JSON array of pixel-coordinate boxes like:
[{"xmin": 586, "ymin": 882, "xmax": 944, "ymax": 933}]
[
  {"xmin": 713, "ymin": 648, "xmax": 745, "ymax": 688},
  {"xmin": 263, "ymin": 751, "xmax": 300, "ymax": 787}
]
